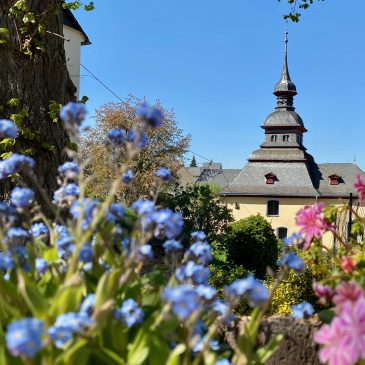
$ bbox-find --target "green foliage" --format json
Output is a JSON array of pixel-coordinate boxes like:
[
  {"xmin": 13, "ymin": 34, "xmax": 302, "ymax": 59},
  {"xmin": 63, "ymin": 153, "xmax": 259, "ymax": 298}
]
[
  {"xmin": 278, "ymin": 0, "xmax": 325, "ymax": 22},
  {"xmin": 267, "ymin": 250, "xmax": 332, "ymax": 315},
  {"xmin": 49, "ymin": 100, "xmax": 62, "ymax": 123},
  {"xmin": 190, "ymin": 156, "xmax": 197, "ymax": 167},
  {"xmin": 223, "ymin": 215, "xmax": 280, "ymax": 279},
  {"xmin": 159, "ymin": 184, "xmax": 234, "ymax": 245},
  {"xmin": 63, "ymin": 1, "xmax": 95, "ymax": 11}
]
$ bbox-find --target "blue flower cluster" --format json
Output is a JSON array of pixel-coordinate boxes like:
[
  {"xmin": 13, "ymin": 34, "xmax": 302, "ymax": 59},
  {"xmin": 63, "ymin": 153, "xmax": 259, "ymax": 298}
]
[
  {"xmin": 35, "ymin": 258, "xmax": 48, "ymax": 274},
  {"xmin": 55, "ymin": 226, "xmax": 75, "ymax": 259},
  {"xmin": 136, "ymin": 102, "xmax": 164, "ymax": 128},
  {"xmin": 6, "ymin": 318, "xmax": 44, "ymax": 357},
  {"xmin": 48, "ymin": 312, "xmax": 93, "ymax": 348},
  {"xmin": 107, "ymin": 128, "xmax": 126, "ymax": 146},
  {"xmin": 114, "ymin": 298, "xmax": 144, "ymax": 328},
  {"xmin": 60, "ymin": 102, "xmax": 86, "ymax": 128},
  {"xmin": 225, "ymin": 274, "xmax": 269, "ymax": 308},
  {"xmin": 30, "ymin": 222, "xmax": 49, "ymax": 237},
  {"xmin": 122, "ymin": 169, "xmax": 134, "ymax": 184},
  {"xmin": 0, "ymin": 153, "xmax": 35, "ymax": 179},
  {"xmin": 58, "ymin": 161, "xmax": 79, "ymax": 177},
  {"xmin": 70, "ymin": 198, "xmax": 99, "ymax": 229},
  {"xmin": 277, "ymin": 252, "xmax": 305, "ymax": 274},
  {"xmin": 53, "ymin": 183, "xmax": 80, "ymax": 205},
  {"xmin": 48, "ymin": 295, "xmax": 95, "ymax": 348},
  {"xmin": 176, "ymin": 261, "xmax": 210, "ymax": 285},
  {"xmin": 0, "ymin": 251, "xmax": 14, "ymax": 270},
  {"xmin": 0, "ymin": 119, "xmax": 18, "ymax": 139},
  {"xmin": 155, "ymin": 167, "xmax": 172, "ymax": 181},
  {"xmin": 163, "ymin": 239, "xmax": 182, "ymax": 253},
  {"xmin": 291, "ymin": 301, "xmax": 314, "ymax": 319},
  {"xmin": 132, "ymin": 199, "xmax": 184, "ymax": 241},
  {"xmin": 11, "ymin": 187, "xmax": 35, "ymax": 208}
]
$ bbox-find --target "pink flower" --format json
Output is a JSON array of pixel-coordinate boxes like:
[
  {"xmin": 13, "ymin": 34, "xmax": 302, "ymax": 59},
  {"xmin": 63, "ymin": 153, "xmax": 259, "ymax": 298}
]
[
  {"xmin": 314, "ymin": 317, "xmax": 356, "ymax": 365},
  {"xmin": 295, "ymin": 203, "xmax": 331, "ymax": 249},
  {"xmin": 340, "ymin": 256, "xmax": 356, "ymax": 274},
  {"xmin": 313, "ymin": 282, "xmax": 334, "ymax": 306},
  {"xmin": 315, "ymin": 298, "xmax": 365, "ymax": 365},
  {"xmin": 354, "ymin": 174, "xmax": 365, "ymax": 201},
  {"xmin": 333, "ymin": 281, "xmax": 364, "ymax": 313}
]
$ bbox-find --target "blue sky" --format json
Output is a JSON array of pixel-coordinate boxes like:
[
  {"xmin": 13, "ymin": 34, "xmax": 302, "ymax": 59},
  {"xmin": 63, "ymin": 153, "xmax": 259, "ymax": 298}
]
[{"xmin": 76, "ymin": 0, "xmax": 365, "ymax": 169}]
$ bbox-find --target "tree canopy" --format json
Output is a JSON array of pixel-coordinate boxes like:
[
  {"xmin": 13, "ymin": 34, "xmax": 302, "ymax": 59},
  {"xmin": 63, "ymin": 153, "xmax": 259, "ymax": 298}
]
[{"xmin": 81, "ymin": 96, "xmax": 190, "ymax": 203}]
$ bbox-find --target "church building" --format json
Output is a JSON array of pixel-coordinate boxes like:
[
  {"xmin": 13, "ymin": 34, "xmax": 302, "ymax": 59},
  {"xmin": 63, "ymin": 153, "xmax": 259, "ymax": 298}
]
[{"xmin": 180, "ymin": 33, "xmax": 365, "ymax": 242}]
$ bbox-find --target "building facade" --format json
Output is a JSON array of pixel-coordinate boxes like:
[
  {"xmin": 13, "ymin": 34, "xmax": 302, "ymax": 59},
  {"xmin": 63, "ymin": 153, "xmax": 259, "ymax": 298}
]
[
  {"xmin": 180, "ymin": 33, "xmax": 365, "ymax": 243},
  {"xmin": 62, "ymin": 9, "xmax": 90, "ymax": 98}
]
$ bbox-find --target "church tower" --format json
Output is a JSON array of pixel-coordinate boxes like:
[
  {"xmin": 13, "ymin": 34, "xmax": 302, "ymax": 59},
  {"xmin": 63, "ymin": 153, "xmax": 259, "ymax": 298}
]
[
  {"xmin": 227, "ymin": 32, "xmax": 319, "ymax": 197},
  {"xmin": 249, "ymin": 31, "xmax": 310, "ymax": 163}
]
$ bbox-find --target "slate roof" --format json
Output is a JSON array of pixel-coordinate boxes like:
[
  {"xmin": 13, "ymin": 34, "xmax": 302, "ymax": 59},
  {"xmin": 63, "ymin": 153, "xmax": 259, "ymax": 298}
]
[
  {"xmin": 221, "ymin": 161, "xmax": 365, "ymax": 198},
  {"xmin": 178, "ymin": 166, "xmax": 240, "ymax": 190}
]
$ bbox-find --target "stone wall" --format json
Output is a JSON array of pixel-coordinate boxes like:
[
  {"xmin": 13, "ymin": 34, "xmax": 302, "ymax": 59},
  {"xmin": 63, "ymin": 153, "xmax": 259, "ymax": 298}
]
[{"xmin": 223, "ymin": 315, "xmax": 322, "ymax": 365}]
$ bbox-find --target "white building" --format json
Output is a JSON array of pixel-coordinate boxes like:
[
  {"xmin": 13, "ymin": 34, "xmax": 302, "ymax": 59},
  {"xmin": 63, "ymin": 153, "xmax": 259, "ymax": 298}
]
[{"xmin": 62, "ymin": 9, "xmax": 91, "ymax": 99}]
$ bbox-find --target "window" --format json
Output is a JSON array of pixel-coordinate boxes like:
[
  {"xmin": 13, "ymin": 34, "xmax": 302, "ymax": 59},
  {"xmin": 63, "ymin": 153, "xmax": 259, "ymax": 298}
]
[
  {"xmin": 329, "ymin": 174, "xmax": 340, "ymax": 185},
  {"xmin": 277, "ymin": 227, "xmax": 288, "ymax": 239},
  {"xmin": 267, "ymin": 200, "xmax": 279, "ymax": 216},
  {"xmin": 265, "ymin": 172, "xmax": 276, "ymax": 185},
  {"xmin": 270, "ymin": 135, "xmax": 277, "ymax": 142},
  {"xmin": 283, "ymin": 135, "xmax": 289, "ymax": 142}
]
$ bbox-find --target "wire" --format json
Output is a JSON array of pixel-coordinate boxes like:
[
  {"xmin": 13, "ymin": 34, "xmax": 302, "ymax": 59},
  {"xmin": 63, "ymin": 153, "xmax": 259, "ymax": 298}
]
[
  {"xmin": 78, "ymin": 64, "xmax": 234, "ymax": 191},
  {"xmin": 80, "ymin": 63, "xmax": 126, "ymax": 104}
]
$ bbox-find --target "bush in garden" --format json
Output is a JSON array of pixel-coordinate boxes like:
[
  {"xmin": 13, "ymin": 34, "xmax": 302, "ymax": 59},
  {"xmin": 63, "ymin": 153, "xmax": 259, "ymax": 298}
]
[
  {"xmin": 223, "ymin": 215, "xmax": 280, "ymax": 279},
  {"xmin": 267, "ymin": 249, "xmax": 332, "ymax": 315},
  {"xmin": 0, "ymin": 104, "xmax": 305, "ymax": 365}
]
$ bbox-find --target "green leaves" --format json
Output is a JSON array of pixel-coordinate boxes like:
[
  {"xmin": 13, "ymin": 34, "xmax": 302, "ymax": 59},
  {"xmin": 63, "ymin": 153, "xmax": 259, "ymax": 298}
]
[
  {"xmin": 17, "ymin": 270, "xmax": 48, "ymax": 318},
  {"xmin": 0, "ymin": 28, "xmax": 9, "ymax": 44},
  {"xmin": 49, "ymin": 100, "xmax": 62, "ymax": 123},
  {"xmin": 63, "ymin": 1, "xmax": 95, "ymax": 11}
]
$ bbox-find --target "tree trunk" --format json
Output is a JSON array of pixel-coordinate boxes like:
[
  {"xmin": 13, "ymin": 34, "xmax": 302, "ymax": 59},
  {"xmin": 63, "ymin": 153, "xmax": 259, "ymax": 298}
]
[{"xmin": 0, "ymin": 1, "xmax": 76, "ymax": 207}]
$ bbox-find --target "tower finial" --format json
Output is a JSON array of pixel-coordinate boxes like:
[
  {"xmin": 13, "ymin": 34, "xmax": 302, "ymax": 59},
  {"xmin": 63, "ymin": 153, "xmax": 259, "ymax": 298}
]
[
  {"xmin": 285, "ymin": 30, "xmax": 288, "ymax": 56},
  {"xmin": 273, "ymin": 30, "xmax": 297, "ymax": 110}
]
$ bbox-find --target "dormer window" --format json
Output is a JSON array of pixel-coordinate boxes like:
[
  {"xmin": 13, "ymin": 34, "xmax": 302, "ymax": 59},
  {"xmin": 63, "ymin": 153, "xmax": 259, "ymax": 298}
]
[
  {"xmin": 265, "ymin": 172, "xmax": 276, "ymax": 185},
  {"xmin": 283, "ymin": 135, "xmax": 289, "ymax": 142},
  {"xmin": 329, "ymin": 174, "xmax": 341, "ymax": 185},
  {"xmin": 271, "ymin": 135, "xmax": 277, "ymax": 142}
]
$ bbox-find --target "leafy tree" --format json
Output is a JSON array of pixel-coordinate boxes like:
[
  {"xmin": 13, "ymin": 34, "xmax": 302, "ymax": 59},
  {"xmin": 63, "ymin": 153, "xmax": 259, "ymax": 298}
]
[
  {"xmin": 222, "ymin": 214, "xmax": 280, "ymax": 279},
  {"xmin": 81, "ymin": 97, "xmax": 190, "ymax": 202},
  {"xmin": 190, "ymin": 155, "xmax": 197, "ymax": 167},
  {"xmin": 159, "ymin": 183, "xmax": 234, "ymax": 245}
]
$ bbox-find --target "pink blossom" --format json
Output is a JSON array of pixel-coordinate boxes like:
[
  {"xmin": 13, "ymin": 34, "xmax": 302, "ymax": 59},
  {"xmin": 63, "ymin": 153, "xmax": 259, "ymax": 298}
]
[
  {"xmin": 340, "ymin": 256, "xmax": 356, "ymax": 274},
  {"xmin": 314, "ymin": 317, "xmax": 356, "ymax": 365},
  {"xmin": 315, "ymin": 298, "xmax": 365, "ymax": 365},
  {"xmin": 354, "ymin": 173, "xmax": 365, "ymax": 201},
  {"xmin": 333, "ymin": 281, "xmax": 364, "ymax": 313},
  {"xmin": 295, "ymin": 203, "xmax": 332, "ymax": 249},
  {"xmin": 313, "ymin": 282, "xmax": 334, "ymax": 306}
]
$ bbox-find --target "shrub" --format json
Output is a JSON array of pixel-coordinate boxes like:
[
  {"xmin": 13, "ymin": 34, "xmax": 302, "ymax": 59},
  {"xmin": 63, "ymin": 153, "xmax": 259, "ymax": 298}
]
[
  {"xmin": 223, "ymin": 215, "xmax": 280, "ymax": 279},
  {"xmin": 267, "ymin": 250, "xmax": 332, "ymax": 315}
]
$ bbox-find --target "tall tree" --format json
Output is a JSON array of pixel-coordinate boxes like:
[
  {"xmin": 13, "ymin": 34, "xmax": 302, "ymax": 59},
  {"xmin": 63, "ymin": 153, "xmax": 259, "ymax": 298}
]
[
  {"xmin": 0, "ymin": 1, "xmax": 77, "ymax": 201},
  {"xmin": 190, "ymin": 156, "xmax": 197, "ymax": 167},
  {"xmin": 81, "ymin": 97, "xmax": 191, "ymax": 203}
]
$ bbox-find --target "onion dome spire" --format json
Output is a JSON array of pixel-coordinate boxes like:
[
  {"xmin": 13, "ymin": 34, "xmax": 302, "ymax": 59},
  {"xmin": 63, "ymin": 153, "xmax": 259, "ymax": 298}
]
[{"xmin": 274, "ymin": 31, "xmax": 297, "ymax": 110}]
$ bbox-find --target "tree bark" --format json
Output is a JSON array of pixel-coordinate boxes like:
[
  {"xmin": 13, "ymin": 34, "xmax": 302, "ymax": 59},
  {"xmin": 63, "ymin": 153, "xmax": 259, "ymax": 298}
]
[{"xmin": 0, "ymin": 0, "xmax": 76, "ymax": 207}]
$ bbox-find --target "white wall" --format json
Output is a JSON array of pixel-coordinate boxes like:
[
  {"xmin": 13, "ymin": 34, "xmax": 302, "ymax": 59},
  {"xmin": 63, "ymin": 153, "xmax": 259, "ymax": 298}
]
[{"xmin": 63, "ymin": 25, "xmax": 85, "ymax": 99}]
